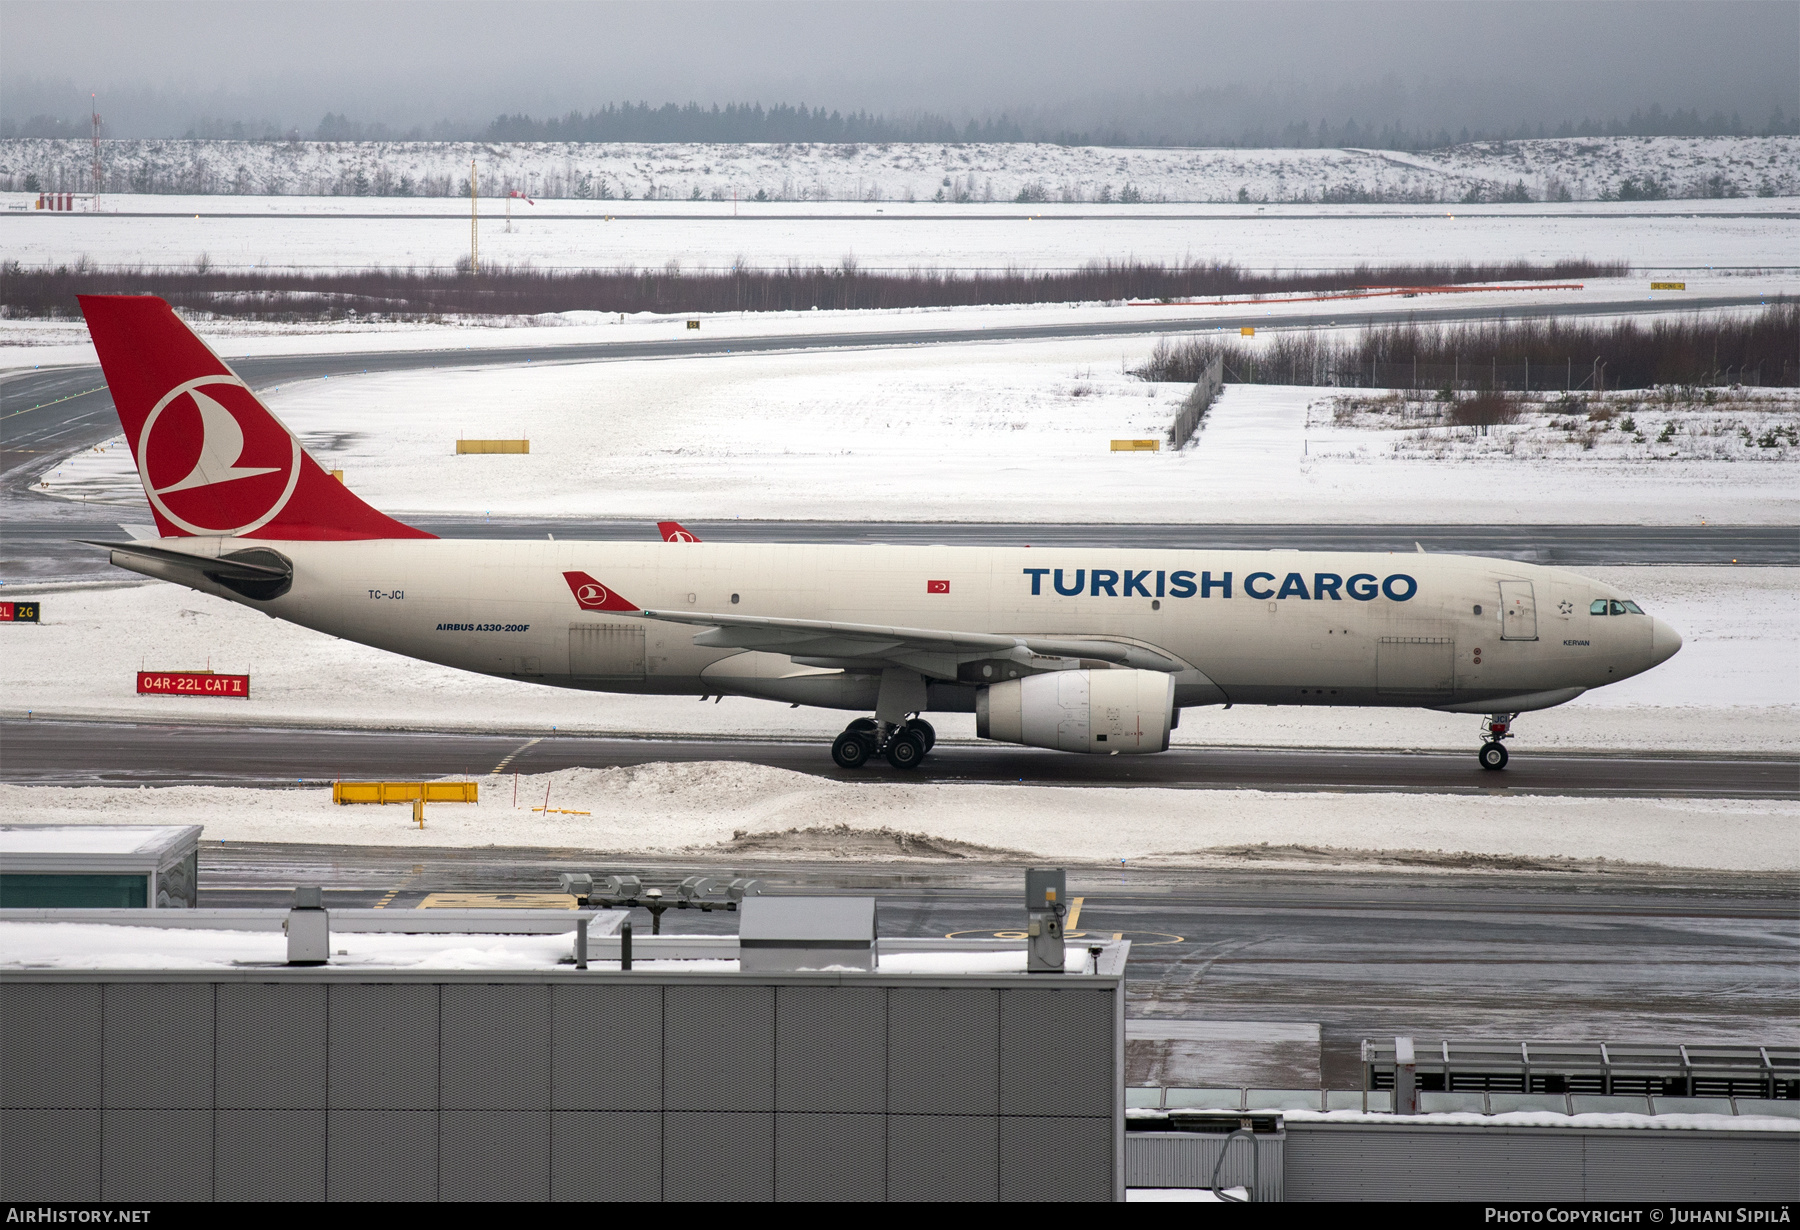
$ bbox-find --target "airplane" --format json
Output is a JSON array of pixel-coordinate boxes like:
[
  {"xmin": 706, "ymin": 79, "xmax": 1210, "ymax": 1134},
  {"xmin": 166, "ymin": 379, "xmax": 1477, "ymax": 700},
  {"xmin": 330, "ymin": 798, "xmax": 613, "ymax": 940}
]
[{"xmin": 74, "ymin": 294, "xmax": 1683, "ymax": 772}]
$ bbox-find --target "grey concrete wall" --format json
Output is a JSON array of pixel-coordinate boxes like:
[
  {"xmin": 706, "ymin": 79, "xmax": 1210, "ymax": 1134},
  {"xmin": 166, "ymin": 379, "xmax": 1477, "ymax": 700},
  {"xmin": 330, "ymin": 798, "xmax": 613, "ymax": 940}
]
[
  {"xmin": 0, "ymin": 971, "xmax": 1122, "ymax": 1203},
  {"xmin": 1282, "ymin": 1122, "xmax": 1799, "ymax": 1201},
  {"xmin": 1126, "ymin": 1123, "xmax": 1797, "ymax": 1201}
]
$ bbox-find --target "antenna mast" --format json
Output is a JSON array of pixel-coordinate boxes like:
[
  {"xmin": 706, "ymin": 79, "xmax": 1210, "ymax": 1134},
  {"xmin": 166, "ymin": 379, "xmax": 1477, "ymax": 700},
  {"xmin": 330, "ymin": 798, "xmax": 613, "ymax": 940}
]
[
  {"xmin": 90, "ymin": 94, "xmax": 102, "ymax": 212},
  {"xmin": 469, "ymin": 159, "xmax": 479, "ymax": 273}
]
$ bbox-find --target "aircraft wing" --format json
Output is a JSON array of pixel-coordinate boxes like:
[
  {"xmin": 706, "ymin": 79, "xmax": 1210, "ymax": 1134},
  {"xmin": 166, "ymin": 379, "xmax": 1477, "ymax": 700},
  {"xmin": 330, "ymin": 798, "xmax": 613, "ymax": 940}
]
[{"xmin": 634, "ymin": 606, "xmax": 1186, "ymax": 678}]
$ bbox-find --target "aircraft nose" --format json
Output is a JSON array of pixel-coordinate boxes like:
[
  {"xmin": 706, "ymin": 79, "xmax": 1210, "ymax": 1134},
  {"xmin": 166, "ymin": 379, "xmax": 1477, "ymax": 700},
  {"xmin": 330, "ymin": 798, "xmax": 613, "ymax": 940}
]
[{"xmin": 1650, "ymin": 617, "xmax": 1683, "ymax": 666}]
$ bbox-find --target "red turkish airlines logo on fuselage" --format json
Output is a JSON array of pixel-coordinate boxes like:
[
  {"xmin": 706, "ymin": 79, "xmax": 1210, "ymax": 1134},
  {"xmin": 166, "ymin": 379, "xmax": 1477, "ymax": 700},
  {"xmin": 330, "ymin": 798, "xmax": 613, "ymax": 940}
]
[
  {"xmin": 137, "ymin": 376, "xmax": 300, "ymax": 535},
  {"xmin": 563, "ymin": 571, "xmax": 640, "ymax": 612}
]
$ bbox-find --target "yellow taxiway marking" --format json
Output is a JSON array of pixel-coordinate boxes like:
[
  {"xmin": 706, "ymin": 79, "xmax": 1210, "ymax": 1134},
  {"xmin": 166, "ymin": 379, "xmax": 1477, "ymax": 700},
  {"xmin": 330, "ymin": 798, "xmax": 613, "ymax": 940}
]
[
  {"xmin": 418, "ymin": 892, "xmax": 578, "ymax": 910},
  {"xmin": 1067, "ymin": 896, "xmax": 1084, "ymax": 929},
  {"xmin": 492, "ymin": 737, "xmax": 542, "ymax": 775},
  {"xmin": 373, "ymin": 863, "xmax": 425, "ymax": 910}
]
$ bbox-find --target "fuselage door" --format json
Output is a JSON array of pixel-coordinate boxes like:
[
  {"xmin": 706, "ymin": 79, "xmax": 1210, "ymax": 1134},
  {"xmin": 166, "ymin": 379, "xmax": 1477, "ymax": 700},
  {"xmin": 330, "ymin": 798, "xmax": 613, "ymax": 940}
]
[
  {"xmin": 1499, "ymin": 581, "xmax": 1538, "ymax": 641},
  {"xmin": 570, "ymin": 622, "xmax": 647, "ymax": 680}
]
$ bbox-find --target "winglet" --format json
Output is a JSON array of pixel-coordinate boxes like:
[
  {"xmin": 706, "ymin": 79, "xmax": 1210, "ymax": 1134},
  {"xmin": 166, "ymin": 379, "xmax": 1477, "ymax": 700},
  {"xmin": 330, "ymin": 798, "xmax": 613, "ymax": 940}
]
[
  {"xmin": 563, "ymin": 571, "xmax": 640, "ymax": 612},
  {"xmin": 657, "ymin": 520, "xmax": 701, "ymax": 543}
]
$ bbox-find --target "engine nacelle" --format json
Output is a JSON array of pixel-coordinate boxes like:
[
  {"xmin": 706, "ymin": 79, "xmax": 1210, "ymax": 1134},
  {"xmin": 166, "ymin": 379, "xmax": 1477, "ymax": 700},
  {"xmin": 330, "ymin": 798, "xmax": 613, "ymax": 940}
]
[{"xmin": 976, "ymin": 669, "xmax": 1174, "ymax": 754}]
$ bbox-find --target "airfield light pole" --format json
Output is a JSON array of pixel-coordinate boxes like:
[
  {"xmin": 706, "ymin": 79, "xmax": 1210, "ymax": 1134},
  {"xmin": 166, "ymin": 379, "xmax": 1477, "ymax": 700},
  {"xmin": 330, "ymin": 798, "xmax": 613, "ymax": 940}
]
[
  {"xmin": 470, "ymin": 159, "xmax": 479, "ymax": 274},
  {"xmin": 90, "ymin": 95, "xmax": 102, "ymax": 212}
]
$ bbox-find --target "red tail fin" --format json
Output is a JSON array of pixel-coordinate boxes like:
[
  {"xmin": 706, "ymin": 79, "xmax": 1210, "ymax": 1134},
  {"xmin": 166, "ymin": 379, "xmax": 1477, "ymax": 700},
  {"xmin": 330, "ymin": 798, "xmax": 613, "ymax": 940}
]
[
  {"xmin": 78, "ymin": 295, "xmax": 431, "ymax": 540},
  {"xmin": 657, "ymin": 520, "xmax": 701, "ymax": 542}
]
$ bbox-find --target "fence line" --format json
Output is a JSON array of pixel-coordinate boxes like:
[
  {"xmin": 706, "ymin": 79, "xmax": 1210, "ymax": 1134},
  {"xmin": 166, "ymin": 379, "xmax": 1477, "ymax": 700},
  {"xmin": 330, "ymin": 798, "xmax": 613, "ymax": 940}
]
[{"xmin": 1169, "ymin": 356, "xmax": 1224, "ymax": 448}]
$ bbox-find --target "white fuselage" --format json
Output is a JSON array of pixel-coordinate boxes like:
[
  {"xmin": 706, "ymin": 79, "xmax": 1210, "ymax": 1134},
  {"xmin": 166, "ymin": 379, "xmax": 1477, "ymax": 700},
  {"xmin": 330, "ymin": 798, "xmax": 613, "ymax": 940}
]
[{"xmin": 121, "ymin": 538, "xmax": 1681, "ymax": 717}]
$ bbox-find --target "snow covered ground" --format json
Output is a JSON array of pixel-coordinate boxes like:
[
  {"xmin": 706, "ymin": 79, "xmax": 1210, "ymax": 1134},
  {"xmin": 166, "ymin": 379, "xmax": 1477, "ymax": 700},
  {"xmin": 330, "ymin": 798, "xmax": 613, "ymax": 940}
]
[
  {"xmin": 3, "ymin": 191, "xmax": 1793, "ymax": 278},
  {"xmin": 1, "ymin": 761, "xmax": 1792, "ymax": 871},
  {"xmin": 30, "ymin": 338, "xmax": 1800, "ymax": 524},
  {"xmin": 1, "ymin": 564, "xmax": 1791, "ymax": 755},
  {"xmin": 6, "ymin": 135, "xmax": 1794, "ymax": 205},
  {"xmin": 1316, "ymin": 388, "xmax": 1800, "ymax": 465}
]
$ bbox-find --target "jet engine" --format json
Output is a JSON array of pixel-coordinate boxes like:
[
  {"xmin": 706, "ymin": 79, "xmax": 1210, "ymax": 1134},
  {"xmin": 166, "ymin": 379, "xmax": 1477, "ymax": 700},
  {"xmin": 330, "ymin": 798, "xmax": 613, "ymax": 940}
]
[{"xmin": 976, "ymin": 669, "xmax": 1175, "ymax": 754}]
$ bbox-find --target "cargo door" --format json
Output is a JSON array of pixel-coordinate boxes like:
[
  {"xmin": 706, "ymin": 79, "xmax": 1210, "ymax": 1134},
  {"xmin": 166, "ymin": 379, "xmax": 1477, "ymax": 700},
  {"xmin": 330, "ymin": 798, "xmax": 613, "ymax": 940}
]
[
  {"xmin": 1376, "ymin": 637, "xmax": 1454, "ymax": 695},
  {"xmin": 569, "ymin": 623, "xmax": 646, "ymax": 680},
  {"xmin": 1499, "ymin": 581, "xmax": 1538, "ymax": 641}
]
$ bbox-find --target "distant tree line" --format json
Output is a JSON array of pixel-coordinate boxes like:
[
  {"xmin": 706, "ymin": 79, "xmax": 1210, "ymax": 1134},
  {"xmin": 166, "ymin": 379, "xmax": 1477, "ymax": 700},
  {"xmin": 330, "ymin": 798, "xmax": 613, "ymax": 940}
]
[
  {"xmin": 485, "ymin": 102, "xmax": 1026, "ymax": 144},
  {"xmin": 1, "ymin": 257, "xmax": 1625, "ymax": 320},
  {"xmin": 1137, "ymin": 302, "xmax": 1799, "ymax": 390},
  {"xmin": 2, "ymin": 99, "xmax": 1793, "ymax": 147}
]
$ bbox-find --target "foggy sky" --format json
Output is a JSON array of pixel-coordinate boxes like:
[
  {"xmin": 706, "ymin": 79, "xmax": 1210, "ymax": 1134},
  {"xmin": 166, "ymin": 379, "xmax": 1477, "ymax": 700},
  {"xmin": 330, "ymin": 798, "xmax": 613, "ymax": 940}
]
[{"xmin": 5, "ymin": 0, "xmax": 1796, "ymax": 138}]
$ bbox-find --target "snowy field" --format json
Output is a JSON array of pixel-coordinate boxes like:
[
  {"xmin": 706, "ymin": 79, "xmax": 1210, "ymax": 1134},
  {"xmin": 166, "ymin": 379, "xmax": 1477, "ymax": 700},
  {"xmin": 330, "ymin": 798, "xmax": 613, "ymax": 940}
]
[
  {"xmin": 4, "ymin": 191, "xmax": 1794, "ymax": 277},
  {"xmin": 2, "ymin": 565, "xmax": 1792, "ymax": 755},
  {"xmin": 1, "ymin": 762, "xmax": 1793, "ymax": 872},
  {"xmin": 33, "ymin": 339, "xmax": 1800, "ymax": 525},
  {"xmin": 1314, "ymin": 388, "xmax": 1800, "ymax": 465},
  {"xmin": 6, "ymin": 135, "xmax": 1795, "ymax": 206}
]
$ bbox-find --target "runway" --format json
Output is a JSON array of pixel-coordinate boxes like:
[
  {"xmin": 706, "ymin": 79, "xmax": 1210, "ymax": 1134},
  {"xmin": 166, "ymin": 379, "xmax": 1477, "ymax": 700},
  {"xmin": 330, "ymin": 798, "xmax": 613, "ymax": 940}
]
[
  {"xmin": 6, "ymin": 718, "xmax": 1793, "ymax": 797},
  {"xmin": 194, "ymin": 844, "xmax": 1800, "ymax": 1087}
]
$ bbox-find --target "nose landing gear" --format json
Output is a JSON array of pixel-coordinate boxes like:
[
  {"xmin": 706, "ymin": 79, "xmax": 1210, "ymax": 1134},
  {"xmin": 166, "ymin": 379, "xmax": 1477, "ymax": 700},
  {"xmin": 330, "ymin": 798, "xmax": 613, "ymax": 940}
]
[
  {"xmin": 830, "ymin": 715, "xmax": 935, "ymax": 770},
  {"xmin": 1478, "ymin": 713, "xmax": 1516, "ymax": 770}
]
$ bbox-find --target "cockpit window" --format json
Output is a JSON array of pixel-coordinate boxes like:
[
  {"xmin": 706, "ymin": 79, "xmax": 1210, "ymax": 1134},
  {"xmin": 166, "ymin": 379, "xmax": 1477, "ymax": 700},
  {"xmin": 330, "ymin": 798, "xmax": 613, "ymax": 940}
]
[
  {"xmin": 1608, "ymin": 600, "xmax": 1628, "ymax": 615},
  {"xmin": 1621, "ymin": 599, "xmax": 1644, "ymax": 614},
  {"xmin": 1590, "ymin": 599, "xmax": 1609, "ymax": 615}
]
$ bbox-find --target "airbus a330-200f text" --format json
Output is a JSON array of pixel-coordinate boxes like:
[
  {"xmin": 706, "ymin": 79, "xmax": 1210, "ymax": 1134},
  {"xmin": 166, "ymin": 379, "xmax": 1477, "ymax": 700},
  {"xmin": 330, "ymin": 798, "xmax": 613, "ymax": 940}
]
[{"xmin": 76, "ymin": 295, "xmax": 1683, "ymax": 772}]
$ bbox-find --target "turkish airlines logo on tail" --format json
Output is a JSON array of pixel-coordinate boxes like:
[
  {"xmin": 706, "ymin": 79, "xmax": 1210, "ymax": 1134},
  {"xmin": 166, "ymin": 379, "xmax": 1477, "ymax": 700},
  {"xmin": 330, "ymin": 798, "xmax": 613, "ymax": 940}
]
[
  {"xmin": 657, "ymin": 520, "xmax": 701, "ymax": 543},
  {"xmin": 927, "ymin": 579, "xmax": 950, "ymax": 594},
  {"xmin": 563, "ymin": 571, "xmax": 640, "ymax": 612},
  {"xmin": 137, "ymin": 376, "xmax": 301, "ymax": 535}
]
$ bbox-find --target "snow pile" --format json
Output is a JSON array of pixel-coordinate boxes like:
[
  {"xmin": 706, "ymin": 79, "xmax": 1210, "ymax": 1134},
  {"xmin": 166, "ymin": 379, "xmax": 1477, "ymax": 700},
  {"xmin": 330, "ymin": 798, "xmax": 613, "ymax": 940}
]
[
  {"xmin": 6, "ymin": 136, "xmax": 1795, "ymax": 203},
  {"xmin": 0, "ymin": 764, "xmax": 1793, "ymax": 870}
]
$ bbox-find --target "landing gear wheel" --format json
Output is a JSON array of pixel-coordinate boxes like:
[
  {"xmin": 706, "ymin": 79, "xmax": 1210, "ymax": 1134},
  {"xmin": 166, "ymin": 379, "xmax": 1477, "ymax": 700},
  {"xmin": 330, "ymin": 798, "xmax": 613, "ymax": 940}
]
[
  {"xmin": 832, "ymin": 731, "xmax": 873, "ymax": 769},
  {"xmin": 847, "ymin": 717, "xmax": 878, "ymax": 736},
  {"xmin": 904, "ymin": 717, "xmax": 936, "ymax": 752},
  {"xmin": 1478, "ymin": 741, "xmax": 1509, "ymax": 770},
  {"xmin": 884, "ymin": 729, "xmax": 926, "ymax": 770}
]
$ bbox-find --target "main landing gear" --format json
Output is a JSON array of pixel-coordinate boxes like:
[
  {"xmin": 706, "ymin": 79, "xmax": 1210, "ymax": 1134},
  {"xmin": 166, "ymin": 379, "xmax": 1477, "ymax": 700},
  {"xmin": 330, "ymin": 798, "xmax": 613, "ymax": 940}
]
[
  {"xmin": 1478, "ymin": 712, "xmax": 1517, "ymax": 771},
  {"xmin": 831, "ymin": 716, "xmax": 937, "ymax": 771}
]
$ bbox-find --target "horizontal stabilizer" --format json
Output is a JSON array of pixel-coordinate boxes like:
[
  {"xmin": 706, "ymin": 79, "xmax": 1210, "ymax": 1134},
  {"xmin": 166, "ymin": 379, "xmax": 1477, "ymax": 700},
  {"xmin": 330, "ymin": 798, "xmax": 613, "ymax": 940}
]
[{"xmin": 81, "ymin": 540, "xmax": 289, "ymax": 579}]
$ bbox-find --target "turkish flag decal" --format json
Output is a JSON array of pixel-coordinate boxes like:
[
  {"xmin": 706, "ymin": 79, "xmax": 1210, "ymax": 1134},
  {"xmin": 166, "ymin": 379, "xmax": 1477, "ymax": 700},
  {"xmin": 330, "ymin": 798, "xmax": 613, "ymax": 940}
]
[{"xmin": 927, "ymin": 579, "xmax": 950, "ymax": 594}]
